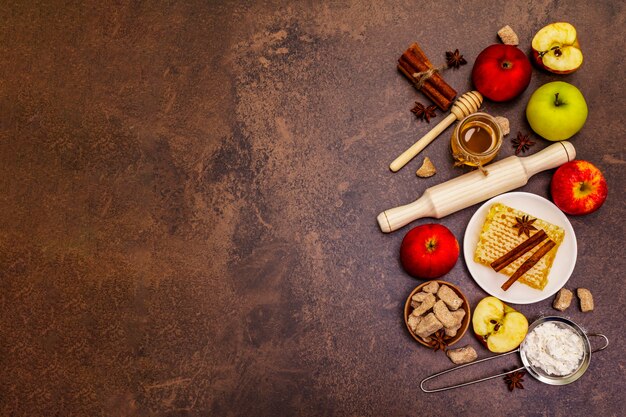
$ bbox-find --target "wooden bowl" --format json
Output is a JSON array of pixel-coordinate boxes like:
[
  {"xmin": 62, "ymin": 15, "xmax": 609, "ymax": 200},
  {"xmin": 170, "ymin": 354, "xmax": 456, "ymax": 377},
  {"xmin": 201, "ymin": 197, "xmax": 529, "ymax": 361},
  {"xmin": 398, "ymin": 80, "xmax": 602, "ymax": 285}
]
[{"xmin": 403, "ymin": 280, "xmax": 471, "ymax": 348}]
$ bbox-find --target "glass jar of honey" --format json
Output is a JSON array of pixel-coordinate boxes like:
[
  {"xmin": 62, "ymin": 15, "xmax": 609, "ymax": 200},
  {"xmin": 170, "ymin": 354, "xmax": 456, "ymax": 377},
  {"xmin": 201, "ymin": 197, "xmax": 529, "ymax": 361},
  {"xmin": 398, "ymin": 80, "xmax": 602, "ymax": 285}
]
[{"xmin": 450, "ymin": 112, "xmax": 503, "ymax": 168}]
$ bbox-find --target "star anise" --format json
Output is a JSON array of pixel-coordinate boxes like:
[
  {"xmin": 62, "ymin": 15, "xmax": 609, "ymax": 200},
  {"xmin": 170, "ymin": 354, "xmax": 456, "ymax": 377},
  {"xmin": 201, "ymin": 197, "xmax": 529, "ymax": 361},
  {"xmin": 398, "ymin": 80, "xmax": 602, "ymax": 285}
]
[
  {"xmin": 503, "ymin": 369, "xmax": 526, "ymax": 391},
  {"xmin": 512, "ymin": 132, "xmax": 535, "ymax": 155},
  {"xmin": 513, "ymin": 215, "xmax": 537, "ymax": 237},
  {"xmin": 411, "ymin": 101, "xmax": 437, "ymax": 122},
  {"xmin": 446, "ymin": 49, "xmax": 468, "ymax": 69},
  {"xmin": 428, "ymin": 329, "xmax": 449, "ymax": 352}
]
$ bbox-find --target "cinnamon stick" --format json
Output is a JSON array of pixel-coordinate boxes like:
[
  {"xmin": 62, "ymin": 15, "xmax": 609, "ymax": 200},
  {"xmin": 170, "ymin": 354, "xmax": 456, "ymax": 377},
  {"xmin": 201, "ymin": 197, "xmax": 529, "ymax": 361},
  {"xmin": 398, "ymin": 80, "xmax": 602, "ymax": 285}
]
[
  {"xmin": 407, "ymin": 43, "xmax": 457, "ymax": 101},
  {"xmin": 401, "ymin": 52, "xmax": 447, "ymax": 96},
  {"xmin": 490, "ymin": 230, "xmax": 548, "ymax": 272},
  {"xmin": 501, "ymin": 239, "xmax": 556, "ymax": 291},
  {"xmin": 397, "ymin": 42, "xmax": 457, "ymax": 111},
  {"xmin": 398, "ymin": 58, "xmax": 450, "ymax": 111}
]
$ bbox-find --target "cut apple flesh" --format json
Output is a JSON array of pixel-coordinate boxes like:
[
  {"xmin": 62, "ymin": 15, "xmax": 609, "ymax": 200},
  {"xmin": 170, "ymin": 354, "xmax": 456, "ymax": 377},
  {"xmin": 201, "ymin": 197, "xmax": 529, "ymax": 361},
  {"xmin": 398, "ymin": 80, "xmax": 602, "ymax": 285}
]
[
  {"xmin": 472, "ymin": 297, "xmax": 505, "ymax": 335},
  {"xmin": 532, "ymin": 22, "xmax": 583, "ymax": 72},
  {"xmin": 472, "ymin": 296, "xmax": 529, "ymax": 353},
  {"xmin": 541, "ymin": 46, "xmax": 583, "ymax": 72},
  {"xmin": 486, "ymin": 312, "xmax": 528, "ymax": 353},
  {"xmin": 532, "ymin": 23, "xmax": 578, "ymax": 51}
]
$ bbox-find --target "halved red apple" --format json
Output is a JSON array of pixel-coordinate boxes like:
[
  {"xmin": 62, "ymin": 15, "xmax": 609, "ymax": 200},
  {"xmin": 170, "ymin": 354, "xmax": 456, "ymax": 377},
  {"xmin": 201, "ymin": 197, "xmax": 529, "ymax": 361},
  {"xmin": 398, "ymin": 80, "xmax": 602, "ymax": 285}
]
[
  {"xmin": 472, "ymin": 296, "xmax": 528, "ymax": 353},
  {"xmin": 531, "ymin": 22, "xmax": 583, "ymax": 74}
]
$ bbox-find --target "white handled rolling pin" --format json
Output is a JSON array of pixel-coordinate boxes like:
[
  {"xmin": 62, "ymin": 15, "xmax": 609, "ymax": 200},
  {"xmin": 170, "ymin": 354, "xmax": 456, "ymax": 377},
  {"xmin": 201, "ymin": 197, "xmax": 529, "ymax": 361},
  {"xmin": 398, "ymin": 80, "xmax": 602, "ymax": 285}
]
[
  {"xmin": 378, "ymin": 141, "xmax": 575, "ymax": 233},
  {"xmin": 390, "ymin": 91, "xmax": 483, "ymax": 172}
]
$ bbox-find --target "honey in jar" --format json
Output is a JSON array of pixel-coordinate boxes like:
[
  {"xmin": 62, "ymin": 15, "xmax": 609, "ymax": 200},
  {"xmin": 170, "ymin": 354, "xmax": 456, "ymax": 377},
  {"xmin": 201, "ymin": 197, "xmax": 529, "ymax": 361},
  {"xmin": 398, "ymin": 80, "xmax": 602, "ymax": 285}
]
[{"xmin": 451, "ymin": 113, "xmax": 503, "ymax": 167}]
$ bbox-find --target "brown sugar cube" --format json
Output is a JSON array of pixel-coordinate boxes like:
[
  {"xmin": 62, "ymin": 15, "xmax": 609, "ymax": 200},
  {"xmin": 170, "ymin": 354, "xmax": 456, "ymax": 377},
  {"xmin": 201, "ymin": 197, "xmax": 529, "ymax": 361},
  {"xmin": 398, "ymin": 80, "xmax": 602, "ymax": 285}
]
[
  {"xmin": 412, "ymin": 292, "xmax": 429, "ymax": 302},
  {"xmin": 433, "ymin": 300, "xmax": 457, "ymax": 328},
  {"xmin": 444, "ymin": 309, "xmax": 466, "ymax": 337},
  {"xmin": 495, "ymin": 116, "xmax": 510, "ymax": 136},
  {"xmin": 451, "ymin": 309, "xmax": 466, "ymax": 324},
  {"xmin": 423, "ymin": 281, "xmax": 440, "ymax": 294},
  {"xmin": 415, "ymin": 313, "xmax": 444, "ymax": 338},
  {"xmin": 437, "ymin": 285, "xmax": 463, "ymax": 311},
  {"xmin": 410, "ymin": 292, "xmax": 429, "ymax": 308},
  {"xmin": 444, "ymin": 323, "xmax": 461, "ymax": 338},
  {"xmin": 498, "ymin": 25, "xmax": 519, "ymax": 45},
  {"xmin": 407, "ymin": 314, "xmax": 422, "ymax": 333},
  {"xmin": 577, "ymin": 288, "xmax": 594, "ymax": 312},
  {"xmin": 416, "ymin": 157, "xmax": 436, "ymax": 178},
  {"xmin": 412, "ymin": 293, "xmax": 436, "ymax": 316},
  {"xmin": 447, "ymin": 346, "xmax": 478, "ymax": 364},
  {"xmin": 553, "ymin": 288, "xmax": 573, "ymax": 311}
]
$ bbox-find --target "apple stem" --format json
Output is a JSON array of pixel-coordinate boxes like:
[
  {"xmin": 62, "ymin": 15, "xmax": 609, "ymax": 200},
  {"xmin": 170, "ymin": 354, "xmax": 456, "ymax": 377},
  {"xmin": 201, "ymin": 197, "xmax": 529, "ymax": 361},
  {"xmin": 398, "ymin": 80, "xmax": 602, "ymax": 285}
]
[
  {"xmin": 579, "ymin": 182, "xmax": 590, "ymax": 192},
  {"xmin": 554, "ymin": 93, "xmax": 562, "ymax": 107}
]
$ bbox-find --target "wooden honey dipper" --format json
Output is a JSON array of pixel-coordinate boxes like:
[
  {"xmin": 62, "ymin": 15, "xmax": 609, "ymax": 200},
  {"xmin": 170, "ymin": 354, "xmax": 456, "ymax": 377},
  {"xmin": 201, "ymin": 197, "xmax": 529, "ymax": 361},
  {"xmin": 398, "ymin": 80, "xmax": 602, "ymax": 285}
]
[{"xmin": 390, "ymin": 91, "xmax": 483, "ymax": 172}]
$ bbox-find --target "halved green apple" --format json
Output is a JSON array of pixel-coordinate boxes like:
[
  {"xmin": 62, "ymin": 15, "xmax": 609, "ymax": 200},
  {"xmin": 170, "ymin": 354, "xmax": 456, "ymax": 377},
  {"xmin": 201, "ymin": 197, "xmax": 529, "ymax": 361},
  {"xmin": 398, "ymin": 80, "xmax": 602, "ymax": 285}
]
[
  {"xmin": 531, "ymin": 22, "xmax": 583, "ymax": 74},
  {"xmin": 472, "ymin": 296, "xmax": 528, "ymax": 353}
]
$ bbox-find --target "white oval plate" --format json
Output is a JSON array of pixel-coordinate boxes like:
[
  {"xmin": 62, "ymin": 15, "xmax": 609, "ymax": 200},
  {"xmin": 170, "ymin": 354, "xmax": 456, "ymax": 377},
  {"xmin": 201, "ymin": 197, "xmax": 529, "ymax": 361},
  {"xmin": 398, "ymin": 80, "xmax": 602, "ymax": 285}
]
[{"xmin": 463, "ymin": 192, "xmax": 577, "ymax": 304}]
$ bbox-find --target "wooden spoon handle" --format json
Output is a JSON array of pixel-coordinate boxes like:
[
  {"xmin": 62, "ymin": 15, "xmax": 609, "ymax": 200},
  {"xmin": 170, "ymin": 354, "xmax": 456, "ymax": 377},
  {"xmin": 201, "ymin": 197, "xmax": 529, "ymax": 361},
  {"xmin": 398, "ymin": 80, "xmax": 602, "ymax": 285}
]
[
  {"xmin": 389, "ymin": 91, "xmax": 483, "ymax": 172},
  {"xmin": 390, "ymin": 114, "xmax": 456, "ymax": 172}
]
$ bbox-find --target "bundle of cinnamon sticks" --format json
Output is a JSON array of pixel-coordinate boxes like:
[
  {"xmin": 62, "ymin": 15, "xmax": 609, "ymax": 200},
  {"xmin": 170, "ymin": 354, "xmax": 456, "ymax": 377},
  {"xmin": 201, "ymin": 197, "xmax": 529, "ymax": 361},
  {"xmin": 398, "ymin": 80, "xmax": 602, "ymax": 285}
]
[
  {"xmin": 398, "ymin": 43, "xmax": 457, "ymax": 111},
  {"xmin": 490, "ymin": 229, "xmax": 556, "ymax": 291}
]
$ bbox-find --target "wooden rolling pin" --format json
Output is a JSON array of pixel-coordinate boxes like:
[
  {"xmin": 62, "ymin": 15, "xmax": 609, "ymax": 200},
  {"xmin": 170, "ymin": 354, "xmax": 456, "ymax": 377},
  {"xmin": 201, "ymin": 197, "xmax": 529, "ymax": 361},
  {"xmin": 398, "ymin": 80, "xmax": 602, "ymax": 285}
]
[
  {"xmin": 378, "ymin": 141, "xmax": 576, "ymax": 233},
  {"xmin": 390, "ymin": 91, "xmax": 483, "ymax": 172}
]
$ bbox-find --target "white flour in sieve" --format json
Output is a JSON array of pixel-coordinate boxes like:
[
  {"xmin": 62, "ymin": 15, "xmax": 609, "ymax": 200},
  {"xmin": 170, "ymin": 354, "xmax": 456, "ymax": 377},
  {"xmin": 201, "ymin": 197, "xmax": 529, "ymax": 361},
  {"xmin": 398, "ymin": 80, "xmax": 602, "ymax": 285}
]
[{"xmin": 524, "ymin": 322, "xmax": 585, "ymax": 376}]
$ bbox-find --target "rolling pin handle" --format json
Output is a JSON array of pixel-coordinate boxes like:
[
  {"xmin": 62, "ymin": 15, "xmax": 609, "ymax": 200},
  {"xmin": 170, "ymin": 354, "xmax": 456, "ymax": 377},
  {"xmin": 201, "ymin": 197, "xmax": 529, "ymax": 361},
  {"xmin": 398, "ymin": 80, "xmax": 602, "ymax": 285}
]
[
  {"xmin": 376, "ymin": 194, "xmax": 435, "ymax": 233},
  {"xmin": 521, "ymin": 141, "xmax": 576, "ymax": 178}
]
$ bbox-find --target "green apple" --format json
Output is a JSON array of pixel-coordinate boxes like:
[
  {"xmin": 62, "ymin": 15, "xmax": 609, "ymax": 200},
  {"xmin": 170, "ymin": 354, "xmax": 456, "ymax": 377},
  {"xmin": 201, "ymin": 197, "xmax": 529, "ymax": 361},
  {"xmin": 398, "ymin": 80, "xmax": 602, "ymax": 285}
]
[{"xmin": 525, "ymin": 81, "xmax": 588, "ymax": 141}]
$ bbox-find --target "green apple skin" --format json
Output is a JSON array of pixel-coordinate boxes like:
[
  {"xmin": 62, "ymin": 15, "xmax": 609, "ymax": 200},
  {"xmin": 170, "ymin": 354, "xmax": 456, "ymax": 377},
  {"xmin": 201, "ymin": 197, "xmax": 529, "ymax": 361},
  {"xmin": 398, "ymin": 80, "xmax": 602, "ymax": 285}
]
[{"xmin": 526, "ymin": 81, "xmax": 588, "ymax": 141}]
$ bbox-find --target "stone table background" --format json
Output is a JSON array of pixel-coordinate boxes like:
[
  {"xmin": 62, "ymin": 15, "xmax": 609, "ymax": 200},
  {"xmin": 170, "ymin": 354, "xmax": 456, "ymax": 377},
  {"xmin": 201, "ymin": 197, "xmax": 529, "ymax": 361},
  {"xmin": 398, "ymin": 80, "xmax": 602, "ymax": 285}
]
[{"xmin": 0, "ymin": 1, "xmax": 624, "ymax": 416}]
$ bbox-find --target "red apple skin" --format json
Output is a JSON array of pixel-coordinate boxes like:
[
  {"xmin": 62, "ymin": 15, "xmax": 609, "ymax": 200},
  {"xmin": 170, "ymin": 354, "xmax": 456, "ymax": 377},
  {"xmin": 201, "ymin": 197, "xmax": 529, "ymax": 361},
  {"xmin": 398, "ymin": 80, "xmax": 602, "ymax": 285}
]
[
  {"xmin": 472, "ymin": 44, "xmax": 532, "ymax": 102},
  {"xmin": 531, "ymin": 50, "xmax": 550, "ymax": 71},
  {"xmin": 400, "ymin": 224, "xmax": 459, "ymax": 279},
  {"xmin": 474, "ymin": 332, "xmax": 489, "ymax": 348},
  {"xmin": 551, "ymin": 160, "xmax": 608, "ymax": 215}
]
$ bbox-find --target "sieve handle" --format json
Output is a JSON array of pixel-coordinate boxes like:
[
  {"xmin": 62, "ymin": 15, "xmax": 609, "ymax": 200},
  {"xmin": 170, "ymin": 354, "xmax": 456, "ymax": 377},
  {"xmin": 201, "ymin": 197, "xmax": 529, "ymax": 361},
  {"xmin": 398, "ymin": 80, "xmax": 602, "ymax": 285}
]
[
  {"xmin": 420, "ymin": 349, "xmax": 523, "ymax": 393},
  {"xmin": 589, "ymin": 333, "xmax": 609, "ymax": 353}
]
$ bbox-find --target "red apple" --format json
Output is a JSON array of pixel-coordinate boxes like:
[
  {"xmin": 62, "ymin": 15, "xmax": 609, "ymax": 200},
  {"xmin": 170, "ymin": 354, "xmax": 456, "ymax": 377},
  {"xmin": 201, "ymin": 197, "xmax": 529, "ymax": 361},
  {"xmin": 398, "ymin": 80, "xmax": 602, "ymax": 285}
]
[
  {"xmin": 400, "ymin": 224, "xmax": 459, "ymax": 279},
  {"xmin": 551, "ymin": 160, "xmax": 608, "ymax": 215},
  {"xmin": 531, "ymin": 22, "xmax": 583, "ymax": 74},
  {"xmin": 471, "ymin": 44, "xmax": 532, "ymax": 102}
]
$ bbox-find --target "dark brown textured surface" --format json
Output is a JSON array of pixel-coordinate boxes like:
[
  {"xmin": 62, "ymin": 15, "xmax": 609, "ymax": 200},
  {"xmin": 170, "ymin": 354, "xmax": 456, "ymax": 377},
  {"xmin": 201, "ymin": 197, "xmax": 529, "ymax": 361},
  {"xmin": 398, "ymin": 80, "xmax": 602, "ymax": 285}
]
[{"xmin": 0, "ymin": 1, "xmax": 624, "ymax": 416}]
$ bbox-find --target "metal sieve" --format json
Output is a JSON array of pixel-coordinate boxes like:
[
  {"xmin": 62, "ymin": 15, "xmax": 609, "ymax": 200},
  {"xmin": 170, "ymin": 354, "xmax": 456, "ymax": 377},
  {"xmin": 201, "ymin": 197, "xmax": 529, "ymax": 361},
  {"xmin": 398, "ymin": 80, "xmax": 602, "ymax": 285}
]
[{"xmin": 420, "ymin": 316, "xmax": 609, "ymax": 392}]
